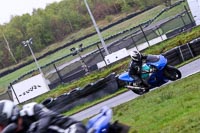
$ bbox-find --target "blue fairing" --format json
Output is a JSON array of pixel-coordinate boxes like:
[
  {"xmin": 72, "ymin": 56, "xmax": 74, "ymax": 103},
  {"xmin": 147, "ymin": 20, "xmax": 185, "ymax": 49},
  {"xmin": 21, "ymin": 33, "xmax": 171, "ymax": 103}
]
[
  {"xmin": 118, "ymin": 72, "xmax": 134, "ymax": 82},
  {"xmin": 87, "ymin": 106, "xmax": 112, "ymax": 133},
  {"xmin": 148, "ymin": 70, "xmax": 169, "ymax": 87},
  {"xmin": 146, "ymin": 55, "xmax": 167, "ymax": 70},
  {"xmin": 118, "ymin": 55, "xmax": 169, "ymax": 88}
]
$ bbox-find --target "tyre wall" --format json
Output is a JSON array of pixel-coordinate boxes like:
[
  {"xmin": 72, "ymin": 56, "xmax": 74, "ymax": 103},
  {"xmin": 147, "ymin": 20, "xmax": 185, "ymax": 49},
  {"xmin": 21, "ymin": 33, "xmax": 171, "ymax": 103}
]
[
  {"xmin": 42, "ymin": 72, "xmax": 119, "ymax": 113},
  {"xmin": 1, "ymin": 37, "xmax": 200, "ymax": 104},
  {"xmin": 163, "ymin": 37, "xmax": 200, "ymax": 66}
]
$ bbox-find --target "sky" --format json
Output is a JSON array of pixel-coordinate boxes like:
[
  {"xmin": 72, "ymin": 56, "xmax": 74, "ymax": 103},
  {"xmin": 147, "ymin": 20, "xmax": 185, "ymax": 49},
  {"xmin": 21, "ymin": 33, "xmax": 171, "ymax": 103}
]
[{"xmin": 0, "ymin": 0, "xmax": 62, "ymax": 24}]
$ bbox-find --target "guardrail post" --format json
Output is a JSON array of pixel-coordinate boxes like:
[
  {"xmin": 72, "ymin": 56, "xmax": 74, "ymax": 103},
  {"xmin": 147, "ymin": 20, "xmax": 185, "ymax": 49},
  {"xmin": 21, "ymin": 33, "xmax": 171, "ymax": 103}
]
[
  {"xmin": 7, "ymin": 90, "xmax": 12, "ymax": 100},
  {"xmin": 178, "ymin": 46, "xmax": 185, "ymax": 62},
  {"xmin": 187, "ymin": 43, "xmax": 194, "ymax": 57}
]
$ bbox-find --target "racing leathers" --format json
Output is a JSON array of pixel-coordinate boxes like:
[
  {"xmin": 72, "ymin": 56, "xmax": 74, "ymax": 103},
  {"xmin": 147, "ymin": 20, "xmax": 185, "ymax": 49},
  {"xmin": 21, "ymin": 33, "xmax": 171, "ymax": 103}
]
[
  {"xmin": 128, "ymin": 54, "xmax": 150, "ymax": 89},
  {"xmin": 19, "ymin": 102, "xmax": 87, "ymax": 133}
]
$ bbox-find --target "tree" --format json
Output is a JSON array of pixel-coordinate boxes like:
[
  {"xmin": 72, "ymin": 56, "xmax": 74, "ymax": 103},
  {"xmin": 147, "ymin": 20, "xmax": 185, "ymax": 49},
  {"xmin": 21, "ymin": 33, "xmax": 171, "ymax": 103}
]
[
  {"xmin": 1, "ymin": 32, "xmax": 17, "ymax": 63},
  {"xmin": 0, "ymin": 0, "xmax": 170, "ymax": 68}
]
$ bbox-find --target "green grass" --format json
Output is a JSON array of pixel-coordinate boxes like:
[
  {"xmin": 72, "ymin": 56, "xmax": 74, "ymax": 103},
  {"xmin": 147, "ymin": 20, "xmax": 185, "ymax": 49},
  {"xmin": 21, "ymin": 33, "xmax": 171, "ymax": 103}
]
[
  {"xmin": 0, "ymin": 2, "xmax": 187, "ymax": 92},
  {"xmin": 144, "ymin": 25, "xmax": 200, "ymax": 55},
  {"xmin": 55, "ymin": 53, "xmax": 199, "ymax": 117},
  {"xmin": 32, "ymin": 58, "xmax": 130, "ymax": 103},
  {"xmin": 15, "ymin": 22, "xmax": 200, "ymax": 105},
  {"xmin": 112, "ymin": 72, "xmax": 200, "ymax": 133}
]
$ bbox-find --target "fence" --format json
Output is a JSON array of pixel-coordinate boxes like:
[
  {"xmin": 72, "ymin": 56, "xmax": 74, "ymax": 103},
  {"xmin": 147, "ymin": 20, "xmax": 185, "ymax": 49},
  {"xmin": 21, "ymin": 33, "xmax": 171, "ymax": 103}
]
[
  {"xmin": 2, "ymin": 36, "xmax": 200, "ymax": 105},
  {"xmin": 34, "ymin": 38, "xmax": 200, "ymax": 113},
  {"xmin": 0, "ymin": 1, "xmax": 197, "ymax": 93},
  {"xmin": 46, "ymin": 9, "xmax": 195, "ymax": 89}
]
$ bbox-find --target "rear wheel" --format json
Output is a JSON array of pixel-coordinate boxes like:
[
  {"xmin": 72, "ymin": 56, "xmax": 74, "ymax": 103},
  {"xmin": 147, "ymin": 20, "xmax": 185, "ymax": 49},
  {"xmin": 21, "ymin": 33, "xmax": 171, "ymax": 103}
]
[{"xmin": 164, "ymin": 65, "xmax": 182, "ymax": 81}]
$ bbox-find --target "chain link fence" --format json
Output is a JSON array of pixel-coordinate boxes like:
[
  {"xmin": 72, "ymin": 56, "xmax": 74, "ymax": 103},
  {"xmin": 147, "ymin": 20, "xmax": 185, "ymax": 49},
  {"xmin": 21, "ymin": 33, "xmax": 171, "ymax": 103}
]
[
  {"xmin": 45, "ymin": 10, "xmax": 195, "ymax": 89},
  {"xmin": 1, "ymin": 1, "xmax": 197, "ymax": 98}
]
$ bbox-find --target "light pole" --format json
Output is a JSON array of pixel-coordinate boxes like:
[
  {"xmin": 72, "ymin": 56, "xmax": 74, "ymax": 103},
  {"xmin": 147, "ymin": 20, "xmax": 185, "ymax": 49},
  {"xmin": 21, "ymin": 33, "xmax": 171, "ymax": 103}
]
[
  {"xmin": 70, "ymin": 44, "xmax": 89, "ymax": 73},
  {"xmin": 84, "ymin": 0, "xmax": 110, "ymax": 55},
  {"xmin": 22, "ymin": 38, "xmax": 43, "ymax": 75}
]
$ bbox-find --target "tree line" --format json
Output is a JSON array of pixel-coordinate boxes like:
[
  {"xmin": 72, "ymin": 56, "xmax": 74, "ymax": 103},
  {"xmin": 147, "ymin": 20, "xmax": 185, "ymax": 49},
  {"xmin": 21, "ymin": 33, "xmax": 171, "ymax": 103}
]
[{"xmin": 0, "ymin": 0, "xmax": 170, "ymax": 69}]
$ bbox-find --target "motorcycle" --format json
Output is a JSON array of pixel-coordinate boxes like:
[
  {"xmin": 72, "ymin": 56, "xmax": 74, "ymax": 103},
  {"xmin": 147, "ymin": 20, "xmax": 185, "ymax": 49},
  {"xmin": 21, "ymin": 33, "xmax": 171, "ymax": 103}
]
[
  {"xmin": 86, "ymin": 106, "xmax": 112, "ymax": 133},
  {"xmin": 118, "ymin": 54, "xmax": 182, "ymax": 95},
  {"xmin": 1, "ymin": 106, "xmax": 128, "ymax": 133},
  {"xmin": 47, "ymin": 106, "xmax": 113, "ymax": 133},
  {"xmin": 47, "ymin": 106, "xmax": 129, "ymax": 133}
]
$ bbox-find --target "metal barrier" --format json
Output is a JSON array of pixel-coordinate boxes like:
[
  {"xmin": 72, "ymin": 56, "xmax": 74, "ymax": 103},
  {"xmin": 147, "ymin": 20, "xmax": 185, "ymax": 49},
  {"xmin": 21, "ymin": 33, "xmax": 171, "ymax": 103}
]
[
  {"xmin": 0, "ymin": 1, "xmax": 197, "ymax": 97},
  {"xmin": 46, "ymin": 13, "xmax": 195, "ymax": 89},
  {"xmin": 41, "ymin": 38, "xmax": 200, "ymax": 112},
  {"xmin": 42, "ymin": 73, "xmax": 118, "ymax": 113}
]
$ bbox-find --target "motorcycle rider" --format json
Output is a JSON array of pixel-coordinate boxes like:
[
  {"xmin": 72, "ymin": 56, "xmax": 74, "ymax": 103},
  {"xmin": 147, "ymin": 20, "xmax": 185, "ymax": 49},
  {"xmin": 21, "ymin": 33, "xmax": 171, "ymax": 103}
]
[
  {"xmin": 0, "ymin": 100, "xmax": 20, "ymax": 132},
  {"xmin": 128, "ymin": 50, "xmax": 151, "ymax": 90},
  {"xmin": 0, "ymin": 100, "xmax": 87, "ymax": 133}
]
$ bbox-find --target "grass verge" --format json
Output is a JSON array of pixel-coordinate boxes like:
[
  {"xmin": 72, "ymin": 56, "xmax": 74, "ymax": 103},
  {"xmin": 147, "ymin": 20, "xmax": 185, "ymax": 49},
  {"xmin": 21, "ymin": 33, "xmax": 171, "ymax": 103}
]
[
  {"xmin": 0, "ymin": 1, "xmax": 186, "ymax": 92},
  {"xmin": 32, "ymin": 24, "xmax": 200, "ymax": 104},
  {"xmin": 112, "ymin": 72, "xmax": 200, "ymax": 133},
  {"xmin": 62, "ymin": 55, "xmax": 200, "ymax": 117}
]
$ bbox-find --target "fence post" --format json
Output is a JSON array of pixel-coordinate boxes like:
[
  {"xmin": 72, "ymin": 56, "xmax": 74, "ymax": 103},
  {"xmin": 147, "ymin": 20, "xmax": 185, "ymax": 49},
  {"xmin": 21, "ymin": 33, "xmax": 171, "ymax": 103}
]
[
  {"xmin": 139, "ymin": 24, "xmax": 150, "ymax": 47},
  {"xmin": 96, "ymin": 44, "xmax": 107, "ymax": 66},
  {"xmin": 7, "ymin": 90, "xmax": 12, "ymax": 100},
  {"xmin": 184, "ymin": 5, "xmax": 195, "ymax": 26},
  {"xmin": 155, "ymin": 26, "xmax": 164, "ymax": 41},
  {"xmin": 131, "ymin": 35, "xmax": 139, "ymax": 51},
  {"xmin": 180, "ymin": 14, "xmax": 186, "ymax": 29},
  {"xmin": 53, "ymin": 64, "xmax": 64, "ymax": 84},
  {"xmin": 10, "ymin": 83, "xmax": 20, "ymax": 104}
]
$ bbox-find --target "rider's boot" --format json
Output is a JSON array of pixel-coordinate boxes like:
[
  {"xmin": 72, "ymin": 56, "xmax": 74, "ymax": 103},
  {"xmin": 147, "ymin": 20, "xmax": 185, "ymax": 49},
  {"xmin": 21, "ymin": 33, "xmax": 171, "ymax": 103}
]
[{"xmin": 142, "ymin": 79, "xmax": 151, "ymax": 92}]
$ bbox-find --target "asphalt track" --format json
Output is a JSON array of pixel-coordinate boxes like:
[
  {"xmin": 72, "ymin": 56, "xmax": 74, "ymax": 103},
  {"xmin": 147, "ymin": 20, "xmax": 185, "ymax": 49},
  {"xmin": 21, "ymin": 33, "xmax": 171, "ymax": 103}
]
[{"xmin": 70, "ymin": 58, "xmax": 200, "ymax": 121}]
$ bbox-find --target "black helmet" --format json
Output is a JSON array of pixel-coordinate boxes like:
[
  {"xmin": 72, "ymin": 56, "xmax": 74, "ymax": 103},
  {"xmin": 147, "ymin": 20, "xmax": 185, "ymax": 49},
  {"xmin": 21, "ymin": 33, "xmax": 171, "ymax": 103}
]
[
  {"xmin": 0, "ymin": 100, "xmax": 19, "ymax": 126},
  {"xmin": 130, "ymin": 51, "xmax": 142, "ymax": 62}
]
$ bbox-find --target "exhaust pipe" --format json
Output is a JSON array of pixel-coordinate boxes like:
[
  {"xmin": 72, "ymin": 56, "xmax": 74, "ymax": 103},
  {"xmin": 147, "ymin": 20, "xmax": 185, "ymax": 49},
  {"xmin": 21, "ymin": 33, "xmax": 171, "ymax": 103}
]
[{"xmin": 125, "ymin": 85, "xmax": 141, "ymax": 89}]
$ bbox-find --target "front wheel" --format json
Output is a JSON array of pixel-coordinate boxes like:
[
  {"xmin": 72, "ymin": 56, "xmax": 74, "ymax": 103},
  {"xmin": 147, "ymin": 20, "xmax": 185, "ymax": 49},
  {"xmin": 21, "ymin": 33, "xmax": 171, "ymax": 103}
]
[{"xmin": 164, "ymin": 65, "xmax": 182, "ymax": 81}]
